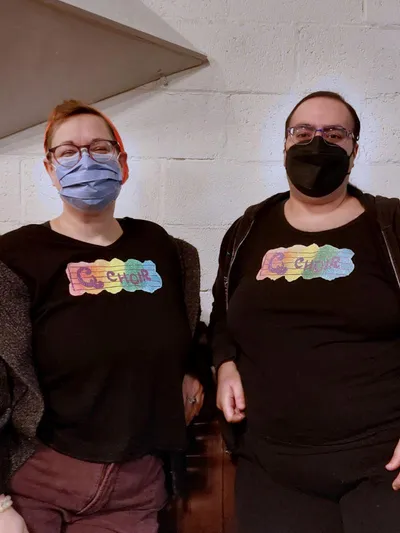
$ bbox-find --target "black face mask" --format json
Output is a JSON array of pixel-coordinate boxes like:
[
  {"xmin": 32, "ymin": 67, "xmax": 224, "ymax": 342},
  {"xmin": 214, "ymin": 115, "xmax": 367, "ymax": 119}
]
[{"xmin": 285, "ymin": 136, "xmax": 351, "ymax": 198}]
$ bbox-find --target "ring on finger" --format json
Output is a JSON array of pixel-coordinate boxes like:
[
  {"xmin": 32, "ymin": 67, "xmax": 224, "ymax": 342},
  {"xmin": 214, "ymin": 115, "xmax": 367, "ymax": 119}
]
[{"xmin": 187, "ymin": 396, "xmax": 197, "ymax": 405}]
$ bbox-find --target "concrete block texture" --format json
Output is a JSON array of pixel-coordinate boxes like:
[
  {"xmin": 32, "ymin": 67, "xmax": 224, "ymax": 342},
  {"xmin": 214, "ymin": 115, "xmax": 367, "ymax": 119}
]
[
  {"xmin": 350, "ymin": 164, "xmax": 400, "ymax": 197},
  {"xmin": 225, "ymin": 94, "xmax": 299, "ymax": 162},
  {"xmin": 162, "ymin": 160, "xmax": 286, "ymax": 226},
  {"xmin": 110, "ymin": 91, "xmax": 229, "ymax": 159},
  {"xmin": 0, "ymin": 157, "xmax": 22, "ymax": 223},
  {"xmin": 164, "ymin": 225, "xmax": 228, "ymax": 291},
  {"xmin": 20, "ymin": 158, "xmax": 61, "ymax": 222},
  {"xmin": 362, "ymin": 95, "xmax": 400, "ymax": 163},
  {"xmin": 365, "ymin": 0, "xmax": 400, "ymax": 25},
  {"xmin": 227, "ymin": 0, "xmax": 363, "ymax": 24},
  {"xmin": 2, "ymin": 0, "xmax": 400, "ymax": 316},
  {"xmin": 297, "ymin": 25, "xmax": 400, "ymax": 97},
  {"xmin": 200, "ymin": 290, "xmax": 214, "ymax": 322},
  {"xmin": 115, "ymin": 159, "xmax": 163, "ymax": 222},
  {"xmin": 165, "ymin": 20, "xmax": 297, "ymax": 92}
]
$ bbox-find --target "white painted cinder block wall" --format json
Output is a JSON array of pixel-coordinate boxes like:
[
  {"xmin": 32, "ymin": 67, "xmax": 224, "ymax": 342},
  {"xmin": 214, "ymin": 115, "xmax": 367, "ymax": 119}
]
[{"xmin": 1, "ymin": 0, "xmax": 400, "ymax": 319}]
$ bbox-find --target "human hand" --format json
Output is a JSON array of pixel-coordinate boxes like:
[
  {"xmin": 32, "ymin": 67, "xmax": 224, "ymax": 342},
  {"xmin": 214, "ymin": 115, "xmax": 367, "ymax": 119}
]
[
  {"xmin": 0, "ymin": 506, "xmax": 29, "ymax": 533},
  {"xmin": 385, "ymin": 439, "xmax": 400, "ymax": 490},
  {"xmin": 182, "ymin": 374, "xmax": 204, "ymax": 425},
  {"xmin": 217, "ymin": 361, "xmax": 246, "ymax": 423}
]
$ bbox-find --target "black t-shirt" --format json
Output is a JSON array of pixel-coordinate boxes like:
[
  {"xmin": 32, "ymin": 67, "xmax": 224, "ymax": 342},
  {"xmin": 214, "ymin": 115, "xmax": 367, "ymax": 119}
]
[
  {"xmin": 0, "ymin": 219, "xmax": 192, "ymax": 461},
  {"xmin": 228, "ymin": 201, "xmax": 400, "ymax": 446}
]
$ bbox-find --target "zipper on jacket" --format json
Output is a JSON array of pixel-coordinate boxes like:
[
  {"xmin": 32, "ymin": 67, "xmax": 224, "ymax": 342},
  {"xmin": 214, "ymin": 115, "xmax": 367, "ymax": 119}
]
[
  {"xmin": 381, "ymin": 228, "xmax": 400, "ymax": 291},
  {"xmin": 225, "ymin": 221, "xmax": 255, "ymax": 310}
]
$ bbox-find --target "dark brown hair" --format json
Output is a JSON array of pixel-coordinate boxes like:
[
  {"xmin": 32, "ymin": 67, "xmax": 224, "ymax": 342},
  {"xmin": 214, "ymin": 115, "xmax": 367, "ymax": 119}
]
[{"xmin": 285, "ymin": 91, "xmax": 360, "ymax": 140}]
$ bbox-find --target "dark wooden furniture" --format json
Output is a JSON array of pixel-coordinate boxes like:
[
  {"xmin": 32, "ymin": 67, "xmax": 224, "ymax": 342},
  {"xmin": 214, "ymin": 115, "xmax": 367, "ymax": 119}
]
[
  {"xmin": 160, "ymin": 406, "xmax": 237, "ymax": 533},
  {"xmin": 180, "ymin": 419, "xmax": 236, "ymax": 533}
]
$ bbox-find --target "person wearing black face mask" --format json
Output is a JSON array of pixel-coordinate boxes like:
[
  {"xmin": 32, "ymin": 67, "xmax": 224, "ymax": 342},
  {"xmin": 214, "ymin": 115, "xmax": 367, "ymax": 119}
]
[
  {"xmin": 285, "ymin": 134, "xmax": 353, "ymax": 197},
  {"xmin": 209, "ymin": 91, "xmax": 400, "ymax": 533}
]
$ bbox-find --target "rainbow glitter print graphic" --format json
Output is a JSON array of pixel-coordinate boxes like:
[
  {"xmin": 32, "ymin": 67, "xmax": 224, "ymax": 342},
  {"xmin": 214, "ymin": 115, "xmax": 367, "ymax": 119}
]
[
  {"xmin": 257, "ymin": 244, "xmax": 354, "ymax": 282},
  {"xmin": 66, "ymin": 258, "xmax": 162, "ymax": 296}
]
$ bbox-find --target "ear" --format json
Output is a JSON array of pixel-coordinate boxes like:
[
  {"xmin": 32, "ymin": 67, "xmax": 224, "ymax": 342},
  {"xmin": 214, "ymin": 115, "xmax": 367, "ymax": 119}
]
[
  {"xmin": 118, "ymin": 151, "xmax": 127, "ymax": 167},
  {"xmin": 118, "ymin": 152, "xmax": 128, "ymax": 183},
  {"xmin": 348, "ymin": 143, "xmax": 359, "ymax": 174},
  {"xmin": 44, "ymin": 158, "xmax": 61, "ymax": 190}
]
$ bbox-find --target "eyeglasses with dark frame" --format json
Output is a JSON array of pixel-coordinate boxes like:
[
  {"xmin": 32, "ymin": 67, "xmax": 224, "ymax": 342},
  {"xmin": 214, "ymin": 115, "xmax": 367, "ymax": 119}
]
[
  {"xmin": 47, "ymin": 139, "xmax": 120, "ymax": 168},
  {"xmin": 286, "ymin": 125, "xmax": 356, "ymax": 146}
]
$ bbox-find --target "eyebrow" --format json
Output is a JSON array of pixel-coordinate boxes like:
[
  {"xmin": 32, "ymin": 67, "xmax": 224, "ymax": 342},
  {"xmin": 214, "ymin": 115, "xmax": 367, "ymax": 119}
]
[
  {"xmin": 292, "ymin": 123, "xmax": 349, "ymax": 130},
  {"xmin": 53, "ymin": 138, "xmax": 113, "ymax": 147}
]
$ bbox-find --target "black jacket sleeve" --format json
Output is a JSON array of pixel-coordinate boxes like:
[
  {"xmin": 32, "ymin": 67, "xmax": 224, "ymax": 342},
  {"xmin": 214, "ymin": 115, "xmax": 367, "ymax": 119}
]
[{"xmin": 208, "ymin": 219, "xmax": 241, "ymax": 370}]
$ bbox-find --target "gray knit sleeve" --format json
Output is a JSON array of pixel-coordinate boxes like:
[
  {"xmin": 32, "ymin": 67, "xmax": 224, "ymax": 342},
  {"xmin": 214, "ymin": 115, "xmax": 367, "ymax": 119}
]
[
  {"xmin": 0, "ymin": 261, "xmax": 42, "ymax": 493},
  {"xmin": 0, "ymin": 358, "xmax": 11, "ymax": 493},
  {"xmin": 0, "ymin": 358, "xmax": 10, "ymax": 430},
  {"xmin": 173, "ymin": 238, "xmax": 201, "ymax": 336}
]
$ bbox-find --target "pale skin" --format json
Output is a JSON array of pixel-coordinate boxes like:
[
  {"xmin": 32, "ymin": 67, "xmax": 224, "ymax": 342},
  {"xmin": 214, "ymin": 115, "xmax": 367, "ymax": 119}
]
[
  {"xmin": 2, "ymin": 114, "xmax": 203, "ymax": 532},
  {"xmin": 217, "ymin": 96, "xmax": 400, "ymax": 491},
  {"xmin": 0, "ymin": 505, "xmax": 29, "ymax": 533}
]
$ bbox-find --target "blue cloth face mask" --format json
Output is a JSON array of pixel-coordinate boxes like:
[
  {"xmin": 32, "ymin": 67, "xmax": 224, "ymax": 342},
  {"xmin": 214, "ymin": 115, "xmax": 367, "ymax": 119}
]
[{"xmin": 55, "ymin": 152, "xmax": 123, "ymax": 211}]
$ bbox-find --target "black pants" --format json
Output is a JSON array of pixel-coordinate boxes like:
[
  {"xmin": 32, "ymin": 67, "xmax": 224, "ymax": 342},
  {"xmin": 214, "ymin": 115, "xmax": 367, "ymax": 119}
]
[{"xmin": 236, "ymin": 433, "xmax": 400, "ymax": 533}]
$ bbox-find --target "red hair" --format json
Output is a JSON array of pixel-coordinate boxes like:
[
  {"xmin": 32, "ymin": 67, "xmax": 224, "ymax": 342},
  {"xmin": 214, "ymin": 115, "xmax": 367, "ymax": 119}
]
[{"xmin": 44, "ymin": 100, "xmax": 129, "ymax": 183}]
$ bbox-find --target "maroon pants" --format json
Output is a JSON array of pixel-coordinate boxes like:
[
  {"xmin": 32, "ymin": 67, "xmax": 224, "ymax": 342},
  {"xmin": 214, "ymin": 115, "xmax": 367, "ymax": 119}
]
[{"xmin": 9, "ymin": 444, "xmax": 167, "ymax": 533}]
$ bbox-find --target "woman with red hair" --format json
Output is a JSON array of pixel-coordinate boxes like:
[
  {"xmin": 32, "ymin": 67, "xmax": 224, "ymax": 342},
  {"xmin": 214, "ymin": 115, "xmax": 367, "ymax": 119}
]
[{"xmin": 0, "ymin": 100, "xmax": 204, "ymax": 533}]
